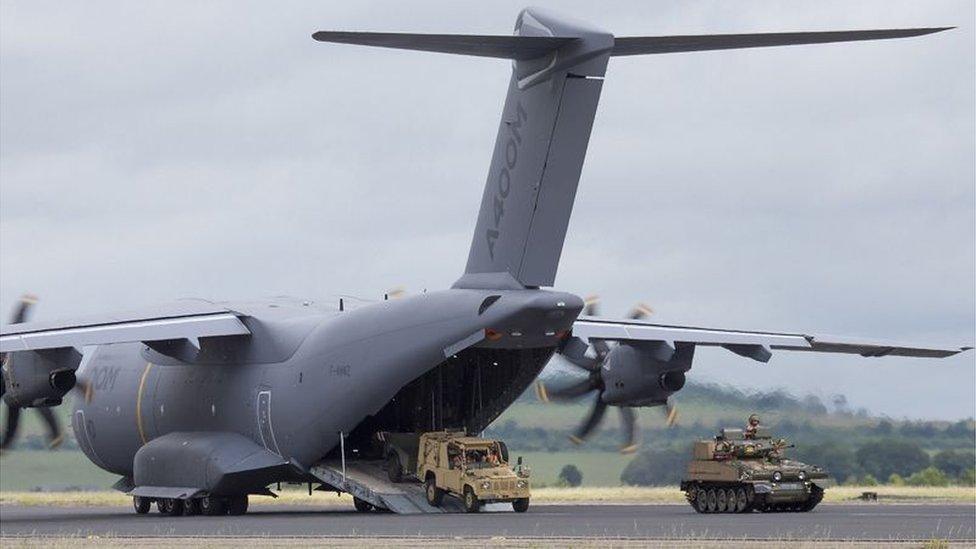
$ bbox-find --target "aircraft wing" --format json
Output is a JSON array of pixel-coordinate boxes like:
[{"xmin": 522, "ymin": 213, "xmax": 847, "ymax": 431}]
[
  {"xmin": 571, "ymin": 317, "xmax": 971, "ymax": 362},
  {"xmin": 0, "ymin": 301, "xmax": 250, "ymax": 353}
]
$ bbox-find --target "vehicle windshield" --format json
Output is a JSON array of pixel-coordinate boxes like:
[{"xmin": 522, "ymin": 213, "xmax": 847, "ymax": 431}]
[{"xmin": 462, "ymin": 445, "xmax": 504, "ymax": 469}]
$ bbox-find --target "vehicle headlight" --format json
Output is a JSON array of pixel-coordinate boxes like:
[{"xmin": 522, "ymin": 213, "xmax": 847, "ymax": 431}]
[
  {"xmin": 481, "ymin": 481, "xmax": 491, "ymax": 490},
  {"xmin": 772, "ymin": 471, "xmax": 783, "ymax": 482},
  {"xmin": 517, "ymin": 480, "xmax": 527, "ymax": 489},
  {"xmin": 798, "ymin": 471, "xmax": 807, "ymax": 480}
]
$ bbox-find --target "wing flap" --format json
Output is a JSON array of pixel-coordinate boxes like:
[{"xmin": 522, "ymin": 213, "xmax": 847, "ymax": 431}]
[
  {"xmin": 572, "ymin": 317, "xmax": 970, "ymax": 360},
  {"xmin": 0, "ymin": 312, "xmax": 250, "ymax": 353}
]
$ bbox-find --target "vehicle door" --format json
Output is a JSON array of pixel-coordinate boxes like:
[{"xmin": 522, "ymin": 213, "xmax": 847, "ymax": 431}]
[{"xmin": 442, "ymin": 442, "xmax": 463, "ymax": 494}]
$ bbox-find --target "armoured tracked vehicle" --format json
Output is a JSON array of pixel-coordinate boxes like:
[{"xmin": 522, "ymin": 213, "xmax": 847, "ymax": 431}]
[{"xmin": 680, "ymin": 428, "xmax": 833, "ymax": 513}]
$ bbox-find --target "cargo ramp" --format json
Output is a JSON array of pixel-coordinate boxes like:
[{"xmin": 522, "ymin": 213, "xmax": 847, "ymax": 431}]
[{"xmin": 309, "ymin": 459, "xmax": 464, "ymax": 514}]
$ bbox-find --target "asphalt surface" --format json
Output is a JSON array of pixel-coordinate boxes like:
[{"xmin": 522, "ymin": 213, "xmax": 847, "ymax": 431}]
[{"xmin": 1, "ymin": 503, "xmax": 973, "ymax": 541}]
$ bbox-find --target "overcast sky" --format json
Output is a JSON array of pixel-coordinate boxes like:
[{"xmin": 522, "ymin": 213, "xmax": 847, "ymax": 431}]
[{"xmin": 1, "ymin": 1, "xmax": 973, "ymax": 419}]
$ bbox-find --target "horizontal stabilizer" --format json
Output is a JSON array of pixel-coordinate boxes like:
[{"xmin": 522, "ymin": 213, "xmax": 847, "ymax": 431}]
[
  {"xmin": 312, "ymin": 32, "xmax": 575, "ymax": 60},
  {"xmin": 611, "ymin": 28, "xmax": 952, "ymax": 56}
]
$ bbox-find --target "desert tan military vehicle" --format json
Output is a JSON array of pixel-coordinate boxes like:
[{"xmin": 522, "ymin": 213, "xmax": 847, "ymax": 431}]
[
  {"xmin": 384, "ymin": 430, "xmax": 530, "ymax": 513},
  {"xmin": 680, "ymin": 427, "xmax": 833, "ymax": 513}
]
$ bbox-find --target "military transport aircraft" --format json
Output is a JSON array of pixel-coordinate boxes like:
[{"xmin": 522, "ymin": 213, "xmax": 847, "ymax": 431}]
[{"xmin": 0, "ymin": 8, "xmax": 969, "ymax": 516}]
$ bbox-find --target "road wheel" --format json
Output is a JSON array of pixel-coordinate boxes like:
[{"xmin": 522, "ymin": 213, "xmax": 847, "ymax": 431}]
[
  {"xmin": 199, "ymin": 495, "xmax": 225, "ymax": 516},
  {"xmin": 724, "ymin": 488, "xmax": 737, "ymax": 513},
  {"xmin": 735, "ymin": 487, "xmax": 749, "ymax": 513},
  {"xmin": 353, "ymin": 497, "xmax": 374, "ymax": 513},
  {"xmin": 694, "ymin": 488, "xmax": 708, "ymax": 513},
  {"xmin": 716, "ymin": 487, "xmax": 728, "ymax": 512},
  {"xmin": 512, "ymin": 498, "xmax": 529, "ymax": 513},
  {"xmin": 801, "ymin": 485, "xmax": 824, "ymax": 512},
  {"xmin": 157, "ymin": 498, "xmax": 183, "ymax": 516},
  {"xmin": 425, "ymin": 476, "xmax": 443, "ymax": 506},
  {"xmin": 386, "ymin": 452, "xmax": 403, "ymax": 483},
  {"xmin": 225, "ymin": 495, "xmax": 248, "ymax": 515},
  {"xmin": 133, "ymin": 496, "xmax": 151, "ymax": 514},
  {"xmin": 183, "ymin": 498, "xmax": 200, "ymax": 516},
  {"xmin": 462, "ymin": 486, "xmax": 480, "ymax": 513},
  {"xmin": 705, "ymin": 488, "xmax": 718, "ymax": 513}
]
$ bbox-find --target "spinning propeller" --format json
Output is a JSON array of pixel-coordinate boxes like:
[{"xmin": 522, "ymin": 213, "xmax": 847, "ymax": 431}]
[
  {"xmin": 1, "ymin": 295, "xmax": 64, "ymax": 451},
  {"xmin": 536, "ymin": 295, "xmax": 678, "ymax": 454}
]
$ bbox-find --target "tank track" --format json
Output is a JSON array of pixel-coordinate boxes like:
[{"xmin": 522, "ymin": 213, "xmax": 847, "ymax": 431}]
[{"xmin": 685, "ymin": 483, "xmax": 823, "ymax": 514}]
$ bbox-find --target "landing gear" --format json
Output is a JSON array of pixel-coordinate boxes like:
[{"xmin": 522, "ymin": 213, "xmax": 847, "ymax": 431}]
[
  {"xmin": 156, "ymin": 498, "xmax": 184, "ymax": 516},
  {"xmin": 133, "ymin": 496, "xmax": 151, "ymax": 514},
  {"xmin": 183, "ymin": 498, "xmax": 201, "ymax": 516},
  {"xmin": 199, "ymin": 495, "xmax": 225, "ymax": 516}
]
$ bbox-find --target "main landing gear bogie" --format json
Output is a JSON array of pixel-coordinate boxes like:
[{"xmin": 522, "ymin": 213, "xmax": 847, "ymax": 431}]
[{"xmin": 135, "ymin": 494, "xmax": 249, "ymax": 517}]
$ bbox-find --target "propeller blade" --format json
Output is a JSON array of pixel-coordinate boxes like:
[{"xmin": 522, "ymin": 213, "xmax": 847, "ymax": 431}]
[
  {"xmin": 665, "ymin": 399, "xmax": 679, "ymax": 427},
  {"xmin": 618, "ymin": 406, "xmax": 639, "ymax": 454},
  {"xmin": 10, "ymin": 294, "xmax": 37, "ymax": 324},
  {"xmin": 569, "ymin": 395, "xmax": 608, "ymax": 443},
  {"xmin": 583, "ymin": 294, "xmax": 600, "ymax": 317},
  {"xmin": 591, "ymin": 339, "xmax": 611, "ymax": 360},
  {"xmin": 0, "ymin": 405, "xmax": 21, "ymax": 450},
  {"xmin": 558, "ymin": 336, "xmax": 601, "ymax": 372},
  {"xmin": 36, "ymin": 407, "xmax": 63, "ymax": 449},
  {"xmin": 627, "ymin": 302, "xmax": 654, "ymax": 320},
  {"xmin": 544, "ymin": 378, "xmax": 598, "ymax": 401},
  {"xmin": 386, "ymin": 287, "xmax": 406, "ymax": 299}
]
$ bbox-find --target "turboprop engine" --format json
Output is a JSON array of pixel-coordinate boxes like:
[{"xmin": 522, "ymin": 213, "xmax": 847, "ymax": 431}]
[
  {"xmin": 600, "ymin": 341, "xmax": 689, "ymax": 406},
  {"xmin": 1, "ymin": 348, "xmax": 79, "ymax": 408}
]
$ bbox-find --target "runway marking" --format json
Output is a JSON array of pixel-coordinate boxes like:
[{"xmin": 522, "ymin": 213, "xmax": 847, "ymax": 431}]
[{"xmin": 135, "ymin": 362, "xmax": 154, "ymax": 445}]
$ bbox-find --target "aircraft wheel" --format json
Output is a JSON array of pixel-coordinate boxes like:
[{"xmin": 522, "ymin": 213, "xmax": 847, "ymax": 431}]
[
  {"xmin": 225, "ymin": 495, "xmax": 248, "ymax": 515},
  {"xmin": 157, "ymin": 498, "xmax": 184, "ymax": 516},
  {"xmin": 199, "ymin": 495, "xmax": 225, "ymax": 516},
  {"xmin": 705, "ymin": 488, "xmax": 718, "ymax": 513},
  {"xmin": 133, "ymin": 496, "xmax": 151, "ymax": 514},
  {"xmin": 353, "ymin": 497, "xmax": 374, "ymax": 513},
  {"xmin": 386, "ymin": 453, "xmax": 403, "ymax": 483},
  {"xmin": 512, "ymin": 497, "xmax": 529, "ymax": 513},
  {"xmin": 425, "ymin": 476, "xmax": 443, "ymax": 506},
  {"xmin": 694, "ymin": 488, "xmax": 708, "ymax": 513},
  {"xmin": 183, "ymin": 498, "xmax": 200, "ymax": 516},
  {"xmin": 462, "ymin": 486, "xmax": 480, "ymax": 513}
]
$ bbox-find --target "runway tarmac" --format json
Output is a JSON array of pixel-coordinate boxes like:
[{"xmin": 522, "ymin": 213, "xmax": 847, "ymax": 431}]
[{"xmin": 1, "ymin": 503, "xmax": 973, "ymax": 541}]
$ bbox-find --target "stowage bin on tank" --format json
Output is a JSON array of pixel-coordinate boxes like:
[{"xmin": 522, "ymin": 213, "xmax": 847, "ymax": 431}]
[{"xmin": 679, "ymin": 427, "xmax": 834, "ymax": 513}]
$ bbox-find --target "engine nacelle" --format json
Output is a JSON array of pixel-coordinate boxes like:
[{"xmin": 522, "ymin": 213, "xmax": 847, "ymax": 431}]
[
  {"xmin": 599, "ymin": 341, "xmax": 693, "ymax": 406},
  {"xmin": 1, "ymin": 349, "xmax": 80, "ymax": 408}
]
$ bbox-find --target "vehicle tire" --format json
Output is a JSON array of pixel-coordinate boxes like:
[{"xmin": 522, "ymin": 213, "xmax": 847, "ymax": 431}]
[
  {"xmin": 716, "ymin": 487, "xmax": 728, "ymax": 512},
  {"xmin": 425, "ymin": 476, "xmax": 443, "ymax": 507},
  {"xmin": 705, "ymin": 488, "xmax": 718, "ymax": 513},
  {"xmin": 353, "ymin": 497, "xmax": 374, "ymax": 513},
  {"xmin": 512, "ymin": 498, "xmax": 530, "ymax": 513},
  {"xmin": 199, "ymin": 495, "xmax": 225, "ymax": 516},
  {"xmin": 735, "ymin": 487, "xmax": 749, "ymax": 513},
  {"xmin": 133, "ymin": 496, "xmax": 151, "ymax": 515},
  {"xmin": 694, "ymin": 488, "xmax": 708, "ymax": 513},
  {"xmin": 462, "ymin": 486, "xmax": 480, "ymax": 514},
  {"xmin": 183, "ymin": 498, "xmax": 200, "ymax": 516},
  {"xmin": 386, "ymin": 452, "xmax": 403, "ymax": 483},
  {"xmin": 157, "ymin": 498, "xmax": 184, "ymax": 516},
  {"xmin": 225, "ymin": 495, "xmax": 248, "ymax": 516}
]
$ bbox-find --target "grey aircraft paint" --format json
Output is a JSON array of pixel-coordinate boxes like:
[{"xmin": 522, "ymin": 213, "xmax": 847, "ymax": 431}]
[{"xmin": 0, "ymin": 8, "xmax": 967, "ymax": 505}]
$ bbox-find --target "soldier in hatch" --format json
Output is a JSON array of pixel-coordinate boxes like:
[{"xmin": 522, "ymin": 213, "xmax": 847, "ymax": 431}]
[{"xmin": 744, "ymin": 414, "xmax": 761, "ymax": 438}]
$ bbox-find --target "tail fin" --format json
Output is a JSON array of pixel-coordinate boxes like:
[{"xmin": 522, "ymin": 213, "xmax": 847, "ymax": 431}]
[{"xmin": 313, "ymin": 10, "xmax": 950, "ymax": 290}]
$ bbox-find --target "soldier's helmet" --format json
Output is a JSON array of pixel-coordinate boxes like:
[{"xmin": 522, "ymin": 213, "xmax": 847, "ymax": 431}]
[{"xmin": 748, "ymin": 414, "xmax": 760, "ymax": 425}]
